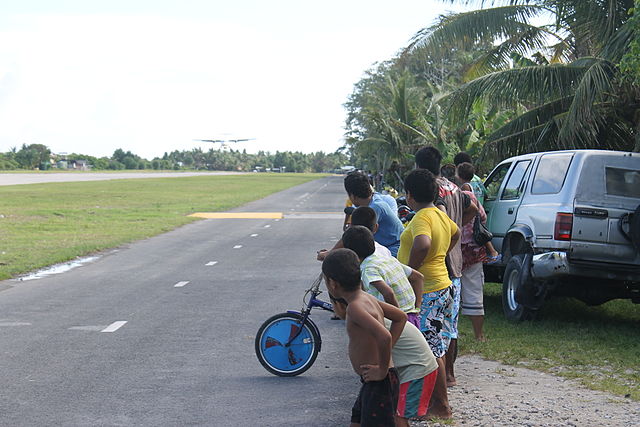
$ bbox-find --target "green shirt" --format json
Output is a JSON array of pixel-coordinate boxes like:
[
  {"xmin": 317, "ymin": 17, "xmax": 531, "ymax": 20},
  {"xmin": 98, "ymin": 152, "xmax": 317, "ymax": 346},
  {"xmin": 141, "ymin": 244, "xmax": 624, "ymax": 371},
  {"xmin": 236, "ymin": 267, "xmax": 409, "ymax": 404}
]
[{"xmin": 384, "ymin": 319, "xmax": 438, "ymax": 383}]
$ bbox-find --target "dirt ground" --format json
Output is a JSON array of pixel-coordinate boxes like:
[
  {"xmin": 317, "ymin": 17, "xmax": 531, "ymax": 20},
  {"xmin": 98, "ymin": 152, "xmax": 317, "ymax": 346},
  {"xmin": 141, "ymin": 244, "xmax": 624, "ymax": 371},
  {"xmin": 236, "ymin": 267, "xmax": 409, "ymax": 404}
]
[{"xmin": 415, "ymin": 355, "xmax": 639, "ymax": 427}]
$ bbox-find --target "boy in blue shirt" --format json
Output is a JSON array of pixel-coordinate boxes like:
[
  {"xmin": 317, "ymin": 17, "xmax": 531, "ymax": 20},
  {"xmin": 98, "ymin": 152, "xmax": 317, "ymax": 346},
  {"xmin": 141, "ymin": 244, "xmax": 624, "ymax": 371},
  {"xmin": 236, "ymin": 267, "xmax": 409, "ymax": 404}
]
[
  {"xmin": 316, "ymin": 172, "xmax": 405, "ymax": 261},
  {"xmin": 344, "ymin": 171, "xmax": 404, "ymax": 257}
]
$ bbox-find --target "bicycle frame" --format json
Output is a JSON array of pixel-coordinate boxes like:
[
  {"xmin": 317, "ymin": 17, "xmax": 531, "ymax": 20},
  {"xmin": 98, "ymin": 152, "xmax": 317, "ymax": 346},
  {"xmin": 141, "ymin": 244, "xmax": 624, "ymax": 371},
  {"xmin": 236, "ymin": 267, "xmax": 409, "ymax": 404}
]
[{"xmin": 285, "ymin": 273, "xmax": 333, "ymax": 346}]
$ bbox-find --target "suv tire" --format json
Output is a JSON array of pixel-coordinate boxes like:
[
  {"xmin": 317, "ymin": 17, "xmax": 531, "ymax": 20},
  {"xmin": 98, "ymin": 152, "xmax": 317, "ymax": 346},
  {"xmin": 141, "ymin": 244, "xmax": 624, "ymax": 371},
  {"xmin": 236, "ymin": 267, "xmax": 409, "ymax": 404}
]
[
  {"xmin": 630, "ymin": 204, "xmax": 640, "ymax": 252},
  {"xmin": 502, "ymin": 254, "xmax": 537, "ymax": 321}
]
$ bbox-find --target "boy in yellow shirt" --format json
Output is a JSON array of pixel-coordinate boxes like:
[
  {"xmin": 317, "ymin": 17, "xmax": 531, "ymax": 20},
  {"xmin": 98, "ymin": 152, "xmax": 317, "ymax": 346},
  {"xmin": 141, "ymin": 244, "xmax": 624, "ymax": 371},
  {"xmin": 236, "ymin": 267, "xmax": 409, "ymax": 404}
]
[{"xmin": 397, "ymin": 168, "xmax": 460, "ymax": 420}]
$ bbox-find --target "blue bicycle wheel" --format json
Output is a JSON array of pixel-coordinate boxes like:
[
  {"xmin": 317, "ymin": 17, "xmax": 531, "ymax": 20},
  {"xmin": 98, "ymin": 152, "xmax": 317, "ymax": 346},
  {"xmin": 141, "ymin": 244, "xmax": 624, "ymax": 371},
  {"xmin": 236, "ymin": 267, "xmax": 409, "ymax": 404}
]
[{"xmin": 255, "ymin": 312, "xmax": 320, "ymax": 376}]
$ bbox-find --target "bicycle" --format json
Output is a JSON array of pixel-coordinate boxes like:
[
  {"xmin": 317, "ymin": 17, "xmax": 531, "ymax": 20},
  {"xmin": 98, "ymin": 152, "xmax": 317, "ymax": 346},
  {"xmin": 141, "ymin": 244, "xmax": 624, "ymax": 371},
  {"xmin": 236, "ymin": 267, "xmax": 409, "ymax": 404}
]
[{"xmin": 255, "ymin": 273, "xmax": 334, "ymax": 376}]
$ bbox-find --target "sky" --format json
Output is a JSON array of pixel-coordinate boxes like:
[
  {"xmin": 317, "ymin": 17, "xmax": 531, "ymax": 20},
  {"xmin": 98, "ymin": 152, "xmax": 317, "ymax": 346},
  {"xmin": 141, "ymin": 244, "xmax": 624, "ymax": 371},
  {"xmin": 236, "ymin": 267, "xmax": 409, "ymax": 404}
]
[{"xmin": 0, "ymin": 0, "xmax": 465, "ymax": 159}]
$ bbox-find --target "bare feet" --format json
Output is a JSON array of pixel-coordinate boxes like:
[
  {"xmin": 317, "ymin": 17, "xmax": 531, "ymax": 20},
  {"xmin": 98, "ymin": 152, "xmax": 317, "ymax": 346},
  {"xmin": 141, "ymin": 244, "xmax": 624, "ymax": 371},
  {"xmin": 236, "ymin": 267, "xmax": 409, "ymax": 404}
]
[
  {"xmin": 423, "ymin": 404, "xmax": 453, "ymax": 420},
  {"xmin": 446, "ymin": 376, "xmax": 457, "ymax": 387}
]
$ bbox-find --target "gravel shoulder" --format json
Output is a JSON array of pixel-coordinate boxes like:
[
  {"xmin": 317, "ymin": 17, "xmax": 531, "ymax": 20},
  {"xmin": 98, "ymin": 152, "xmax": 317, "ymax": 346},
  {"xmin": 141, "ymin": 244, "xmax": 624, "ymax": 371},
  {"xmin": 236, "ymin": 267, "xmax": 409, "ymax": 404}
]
[{"xmin": 417, "ymin": 355, "xmax": 639, "ymax": 427}]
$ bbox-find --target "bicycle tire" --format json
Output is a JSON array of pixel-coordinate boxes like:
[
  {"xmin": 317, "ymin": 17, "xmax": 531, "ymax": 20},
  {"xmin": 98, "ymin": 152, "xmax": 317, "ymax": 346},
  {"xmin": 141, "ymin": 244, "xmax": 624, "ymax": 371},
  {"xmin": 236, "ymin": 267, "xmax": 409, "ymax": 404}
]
[{"xmin": 255, "ymin": 312, "xmax": 320, "ymax": 377}]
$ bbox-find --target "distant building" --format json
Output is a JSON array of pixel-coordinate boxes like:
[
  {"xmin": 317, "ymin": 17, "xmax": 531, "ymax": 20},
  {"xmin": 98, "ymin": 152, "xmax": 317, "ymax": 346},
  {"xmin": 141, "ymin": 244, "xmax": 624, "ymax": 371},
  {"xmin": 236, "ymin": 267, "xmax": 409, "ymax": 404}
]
[{"xmin": 60, "ymin": 159, "xmax": 91, "ymax": 171}]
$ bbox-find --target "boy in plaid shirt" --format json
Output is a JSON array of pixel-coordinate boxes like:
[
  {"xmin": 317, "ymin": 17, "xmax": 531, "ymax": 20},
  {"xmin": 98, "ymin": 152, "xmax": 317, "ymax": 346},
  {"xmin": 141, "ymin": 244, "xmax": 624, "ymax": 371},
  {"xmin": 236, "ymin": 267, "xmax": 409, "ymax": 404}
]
[{"xmin": 342, "ymin": 225, "xmax": 422, "ymax": 328}]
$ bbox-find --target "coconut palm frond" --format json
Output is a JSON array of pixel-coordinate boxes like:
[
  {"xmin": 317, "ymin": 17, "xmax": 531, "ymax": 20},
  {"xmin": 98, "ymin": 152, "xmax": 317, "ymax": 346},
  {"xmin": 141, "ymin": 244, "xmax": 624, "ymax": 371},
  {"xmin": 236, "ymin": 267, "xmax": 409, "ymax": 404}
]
[
  {"xmin": 482, "ymin": 120, "xmax": 558, "ymax": 159},
  {"xmin": 573, "ymin": 0, "xmax": 634, "ymax": 50},
  {"xmin": 407, "ymin": 5, "xmax": 546, "ymax": 56},
  {"xmin": 487, "ymin": 96, "xmax": 574, "ymax": 143},
  {"xmin": 601, "ymin": 22, "xmax": 635, "ymax": 62},
  {"xmin": 549, "ymin": 36, "xmax": 574, "ymax": 63},
  {"xmin": 391, "ymin": 119, "xmax": 437, "ymax": 143},
  {"xmin": 443, "ymin": 63, "xmax": 587, "ymax": 125},
  {"xmin": 557, "ymin": 58, "xmax": 616, "ymax": 146},
  {"xmin": 463, "ymin": 26, "xmax": 550, "ymax": 80}
]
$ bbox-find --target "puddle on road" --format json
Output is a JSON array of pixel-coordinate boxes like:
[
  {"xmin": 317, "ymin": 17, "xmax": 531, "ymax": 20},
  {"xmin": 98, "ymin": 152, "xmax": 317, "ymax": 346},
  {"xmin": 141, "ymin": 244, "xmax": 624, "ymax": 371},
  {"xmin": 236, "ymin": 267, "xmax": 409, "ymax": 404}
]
[{"xmin": 16, "ymin": 256, "xmax": 101, "ymax": 281}]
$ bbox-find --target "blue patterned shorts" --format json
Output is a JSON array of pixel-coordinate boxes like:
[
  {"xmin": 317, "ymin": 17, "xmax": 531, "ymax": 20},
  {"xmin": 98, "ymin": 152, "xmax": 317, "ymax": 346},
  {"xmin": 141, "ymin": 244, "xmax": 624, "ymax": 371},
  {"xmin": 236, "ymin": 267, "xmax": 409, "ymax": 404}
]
[
  {"xmin": 442, "ymin": 277, "xmax": 461, "ymax": 341},
  {"xmin": 419, "ymin": 285, "xmax": 453, "ymax": 358}
]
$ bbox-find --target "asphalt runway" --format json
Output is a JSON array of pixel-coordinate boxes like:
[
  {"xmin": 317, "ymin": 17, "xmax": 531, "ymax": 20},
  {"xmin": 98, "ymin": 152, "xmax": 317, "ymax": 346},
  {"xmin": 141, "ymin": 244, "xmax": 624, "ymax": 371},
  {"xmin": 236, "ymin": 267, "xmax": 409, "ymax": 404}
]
[
  {"xmin": 0, "ymin": 171, "xmax": 245, "ymax": 186},
  {"xmin": 0, "ymin": 175, "xmax": 356, "ymax": 426}
]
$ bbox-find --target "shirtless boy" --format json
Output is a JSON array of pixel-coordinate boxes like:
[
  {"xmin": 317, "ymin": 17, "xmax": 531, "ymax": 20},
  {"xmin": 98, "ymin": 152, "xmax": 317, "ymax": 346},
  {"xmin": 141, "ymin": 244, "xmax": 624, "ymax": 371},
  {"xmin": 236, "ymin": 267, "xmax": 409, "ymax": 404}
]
[{"xmin": 322, "ymin": 248, "xmax": 407, "ymax": 427}]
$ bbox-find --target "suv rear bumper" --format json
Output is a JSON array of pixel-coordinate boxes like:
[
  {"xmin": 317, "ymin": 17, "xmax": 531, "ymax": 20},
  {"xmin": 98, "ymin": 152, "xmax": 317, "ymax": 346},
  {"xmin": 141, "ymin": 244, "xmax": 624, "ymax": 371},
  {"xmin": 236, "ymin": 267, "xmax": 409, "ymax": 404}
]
[{"xmin": 531, "ymin": 251, "xmax": 640, "ymax": 282}]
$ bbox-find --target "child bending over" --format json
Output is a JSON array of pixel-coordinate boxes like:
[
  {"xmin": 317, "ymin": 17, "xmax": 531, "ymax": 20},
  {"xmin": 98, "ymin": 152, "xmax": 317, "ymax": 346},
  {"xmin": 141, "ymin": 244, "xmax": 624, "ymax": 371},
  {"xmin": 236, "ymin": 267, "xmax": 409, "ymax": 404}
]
[{"xmin": 322, "ymin": 248, "xmax": 407, "ymax": 427}]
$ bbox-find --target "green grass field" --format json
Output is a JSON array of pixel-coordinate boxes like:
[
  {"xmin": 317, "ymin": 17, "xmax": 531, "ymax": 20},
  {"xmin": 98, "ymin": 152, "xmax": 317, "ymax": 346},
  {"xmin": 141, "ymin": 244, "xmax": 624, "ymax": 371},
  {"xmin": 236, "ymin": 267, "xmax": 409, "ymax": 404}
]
[
  {"xmin": 0, "ymin": 173, "xmax": 323, "ymax": 280},
  {"xmin": 458, "ymin": 282, "xmax": 640, "ymax": 401}
]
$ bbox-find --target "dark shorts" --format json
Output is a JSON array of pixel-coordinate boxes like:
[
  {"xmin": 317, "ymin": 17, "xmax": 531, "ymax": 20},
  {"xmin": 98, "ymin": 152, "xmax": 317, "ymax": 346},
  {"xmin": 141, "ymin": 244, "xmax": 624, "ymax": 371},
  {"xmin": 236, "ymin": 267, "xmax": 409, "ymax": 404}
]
[{"xmin": 351, "ymin": 368, "xmax": 399, "ymax": 426}]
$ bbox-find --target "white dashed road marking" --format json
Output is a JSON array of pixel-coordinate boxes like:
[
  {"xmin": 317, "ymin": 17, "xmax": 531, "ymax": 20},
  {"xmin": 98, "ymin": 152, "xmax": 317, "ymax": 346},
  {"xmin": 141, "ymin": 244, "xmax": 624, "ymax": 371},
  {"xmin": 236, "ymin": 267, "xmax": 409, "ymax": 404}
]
[
  {"xmin": 264, "ymin": 225, "xmax": 271, "ymax": 228},
  {"xmin": 0, "ymin": 322, "xmax": 31, "ymax": 327},
  {"xmin": 233, "ymin": 245, "xmax": 242, "ymax": 249},
  {"xmin": 68, "ymin": 325, "xmax": 105, "ymax": 332},
  {"xmin": 101, "ymin": 321, "xmax": 128, "ymax": 333},
  {"xmin": 250, "ymin": 234, "xmax": 258, "ymax": 237},
  {"xmin": 174, "ymin": 281, "xmax": 190, "ymax": 287},
  {"xmin": 205, "ymin": 261, "xmax": 218, "ymax": 266}
]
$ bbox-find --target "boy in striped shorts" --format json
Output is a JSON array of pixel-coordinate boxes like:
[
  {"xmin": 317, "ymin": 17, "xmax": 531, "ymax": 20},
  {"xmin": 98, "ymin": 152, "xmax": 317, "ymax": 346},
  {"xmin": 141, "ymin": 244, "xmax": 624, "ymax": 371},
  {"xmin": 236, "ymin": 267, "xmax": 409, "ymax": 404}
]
[
  {"xmin": 333, "ymin": 296, "xmax": 439, "ymax": 426},
  {"xmin": 388, "ymin": 319, "xmax": 438, "ymax": 425}
]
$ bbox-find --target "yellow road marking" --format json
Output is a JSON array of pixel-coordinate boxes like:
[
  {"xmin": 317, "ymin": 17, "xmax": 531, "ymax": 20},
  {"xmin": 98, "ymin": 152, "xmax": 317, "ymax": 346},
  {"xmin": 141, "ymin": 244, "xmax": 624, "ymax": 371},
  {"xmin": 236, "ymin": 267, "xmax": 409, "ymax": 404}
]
[
  {"xmin": 286, "ymin": 212, "xmax": 342, "ymax": 215},
  {"xmin": 189, "ymin": 212, "xmax": 284, "ymax": 219}
]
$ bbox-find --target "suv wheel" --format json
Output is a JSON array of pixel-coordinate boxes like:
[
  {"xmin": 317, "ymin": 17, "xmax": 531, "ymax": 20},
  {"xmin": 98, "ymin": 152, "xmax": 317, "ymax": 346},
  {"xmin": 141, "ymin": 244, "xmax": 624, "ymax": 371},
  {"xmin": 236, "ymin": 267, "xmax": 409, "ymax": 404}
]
[
  {"xmin": 630, "ymin": 204, "xmax": 640, "ymax": 252},
  {"xmin": 502, "ymin": 254, "xmax": 537, "ymax": 321}
]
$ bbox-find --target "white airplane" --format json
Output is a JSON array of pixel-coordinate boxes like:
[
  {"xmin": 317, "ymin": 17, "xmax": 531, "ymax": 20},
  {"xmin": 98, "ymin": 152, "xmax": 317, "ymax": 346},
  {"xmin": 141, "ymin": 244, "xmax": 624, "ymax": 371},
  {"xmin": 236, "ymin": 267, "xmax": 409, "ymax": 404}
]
[{"xmin": 193, "ymin": 138, "xmax": 256, "ymax": 149}]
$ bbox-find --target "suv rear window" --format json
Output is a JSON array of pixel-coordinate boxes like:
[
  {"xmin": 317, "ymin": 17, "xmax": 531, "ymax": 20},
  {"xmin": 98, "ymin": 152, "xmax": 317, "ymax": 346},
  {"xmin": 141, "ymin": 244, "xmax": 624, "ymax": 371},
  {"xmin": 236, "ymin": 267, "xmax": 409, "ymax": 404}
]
[
  {"xmin": 531, "ymin": 153, "xmax": 573, "ymax": 194},
  {"xmin": 606, "ymin": 167, "xmax": 640, "ymax": 198}
]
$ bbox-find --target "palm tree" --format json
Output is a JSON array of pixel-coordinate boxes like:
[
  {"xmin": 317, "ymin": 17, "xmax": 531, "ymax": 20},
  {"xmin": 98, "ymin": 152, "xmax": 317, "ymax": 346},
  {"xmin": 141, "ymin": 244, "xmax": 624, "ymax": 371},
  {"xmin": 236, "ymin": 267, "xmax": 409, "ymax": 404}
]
[
  {"xmin": 407, "ymin": 0, "xmax": 639, "ymax": 159},
  {"xmin": 344, "ymin": 64, "xmax": 434, "ymax": 186}
]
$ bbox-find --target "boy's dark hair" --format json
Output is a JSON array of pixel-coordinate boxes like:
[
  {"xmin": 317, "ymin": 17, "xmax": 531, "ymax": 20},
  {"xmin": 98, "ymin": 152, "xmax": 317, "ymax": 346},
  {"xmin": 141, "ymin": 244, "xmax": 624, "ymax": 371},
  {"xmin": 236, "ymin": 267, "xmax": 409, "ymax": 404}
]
[
  {"xmin": 440, "ymin": 163, "xmax": 456, "ymax": 180},
  {"xmin": 415, "ymin": 146, "xmax": 442, "ymax": 175},
  {"xmin": 457, "ymin": 162, "xmax": 475, "ymax": 182},
  {"xmin": 404, "ymin": 168, "xmax": 438, "ymax": 203},
  {"xmin": 322, "ymin": 248, "xmax": 362, "ymax": 292},
  {"xmin": 454, "ymin": 152, "xmax": 472, "ymax": 166},
  {"xmin": 344, "ymin": 172, "xmax": 373, "ymax": 199},
  {"xmin": 350, "ymin": 206, "xmax": 377, "ymax": 232},
  {"xmin": 342, "ymin": 225, "xmax": 376, "ymax": 259}
]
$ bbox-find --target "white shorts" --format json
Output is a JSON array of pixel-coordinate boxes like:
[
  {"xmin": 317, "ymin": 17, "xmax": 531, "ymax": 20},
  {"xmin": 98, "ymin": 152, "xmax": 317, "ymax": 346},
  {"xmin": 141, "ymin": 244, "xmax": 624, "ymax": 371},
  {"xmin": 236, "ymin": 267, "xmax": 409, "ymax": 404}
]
[{"xmin": 460, "ymin": 262, "xmax": 484, "ymax": 316}]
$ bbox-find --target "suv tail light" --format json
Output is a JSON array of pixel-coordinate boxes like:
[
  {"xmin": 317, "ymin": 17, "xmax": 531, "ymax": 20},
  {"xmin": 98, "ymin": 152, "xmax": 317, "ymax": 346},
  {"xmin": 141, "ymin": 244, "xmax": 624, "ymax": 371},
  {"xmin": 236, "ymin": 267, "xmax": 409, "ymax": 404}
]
[{"xmin": 554, "ymin": 213, "xmax": 573, "ymax": 241}]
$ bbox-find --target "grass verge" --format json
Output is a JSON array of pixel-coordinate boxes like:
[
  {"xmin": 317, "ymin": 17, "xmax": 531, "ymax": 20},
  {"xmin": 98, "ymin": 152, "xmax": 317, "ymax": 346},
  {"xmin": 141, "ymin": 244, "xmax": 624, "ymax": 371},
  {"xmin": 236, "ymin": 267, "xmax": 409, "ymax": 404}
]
[
  {"xmin": 458, "ymin": 282, "xmax": 640, "ymax": 401},
  {"xmin": 0, "ymin": 173, "xmax": 324, "ymax": 280}
]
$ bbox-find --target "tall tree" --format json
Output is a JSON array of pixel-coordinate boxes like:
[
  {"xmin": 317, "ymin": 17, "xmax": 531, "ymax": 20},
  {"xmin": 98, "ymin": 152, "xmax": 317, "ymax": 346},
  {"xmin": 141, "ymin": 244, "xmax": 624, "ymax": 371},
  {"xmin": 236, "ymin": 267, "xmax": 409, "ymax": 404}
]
[
  {"xmin": 15, "ymin": 143, "xmax": 51, "ymax": 169},
  {"xmin": 408, "ymin": 0, "xmax": 639, "ymax": 159}
]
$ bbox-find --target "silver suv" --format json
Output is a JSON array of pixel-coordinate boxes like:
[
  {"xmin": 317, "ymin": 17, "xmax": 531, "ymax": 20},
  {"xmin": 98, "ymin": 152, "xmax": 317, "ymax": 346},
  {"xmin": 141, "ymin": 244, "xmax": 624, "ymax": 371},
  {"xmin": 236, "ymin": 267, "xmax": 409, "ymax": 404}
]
[{"xmin": 483, "ymin": 150, "xmax": 640, "ymax": 320}]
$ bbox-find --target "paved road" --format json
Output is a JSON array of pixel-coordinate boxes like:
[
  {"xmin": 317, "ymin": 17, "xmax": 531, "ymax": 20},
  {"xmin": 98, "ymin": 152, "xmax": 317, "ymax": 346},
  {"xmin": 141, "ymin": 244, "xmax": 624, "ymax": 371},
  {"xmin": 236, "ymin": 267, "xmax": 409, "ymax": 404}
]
[
  {"xmin": 0, "ymin": 171, "xmax": 245, "ymax": 186},
  {"xmin": 0, "ymin": 175, "xmax": 355, "ymax": 426}
]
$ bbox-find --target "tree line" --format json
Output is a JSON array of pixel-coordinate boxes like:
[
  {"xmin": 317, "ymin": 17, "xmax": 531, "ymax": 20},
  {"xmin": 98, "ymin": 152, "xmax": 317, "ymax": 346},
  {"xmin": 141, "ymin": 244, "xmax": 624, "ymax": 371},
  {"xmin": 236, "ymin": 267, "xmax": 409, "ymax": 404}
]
[
  {"xmin": 343, "ymin": 0, "xmax": 640, "ymax": 188},
  {"xmin": 0, "ymin": 144, "xmax": 349, "ymax": 173}
]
